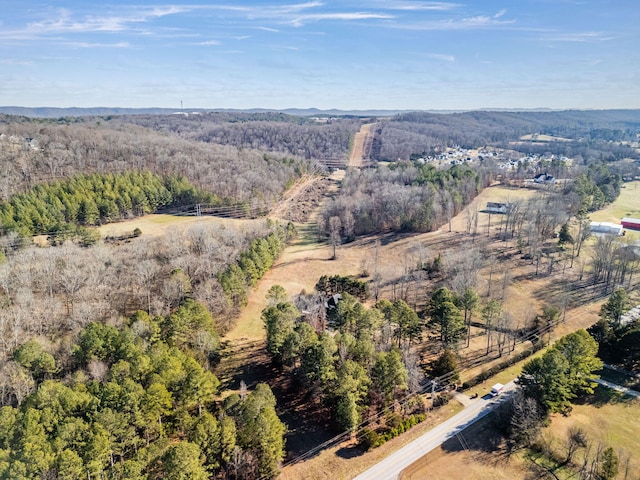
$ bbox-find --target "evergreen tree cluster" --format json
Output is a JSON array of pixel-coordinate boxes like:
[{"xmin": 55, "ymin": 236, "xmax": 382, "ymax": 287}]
[
  {"xmin": 263, "ymin": 290, "xmax": 420, "ymax": 434},
  {"xmin": 0, "ymin": 301, "xmax": 286, "ymax": 480},
  {"xmin": 569, "ymin": 163, "xmax": 622, "ymax": 213},
  {"xmin": 315, "ymin": 275, "xmax": 369, "ymax": 302},
  {"xmin": 588, "ymin": 288, "xmax": 640, "ymax": 370},
  {"xmin": 0, "ymin": 171, "xmax": 215, "ymax": 237},
  {"xmin": 218, "ymin": 224, "xmax": 291, "ymax": 309},
  {"xmin": 519, "ymin": 330, "xmax": 603, "ymax": 414}
]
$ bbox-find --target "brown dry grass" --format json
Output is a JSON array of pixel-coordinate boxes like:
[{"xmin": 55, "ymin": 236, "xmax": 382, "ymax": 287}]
[
  {"xmin": 401, "ymin": 388, "xmax": 640, "ymax": 480},
  {"xmin": 96, "ymin": 213, "xmax": 264, "ymax": 239},
  {"xmin": 348, "ymin": 123, "xmax": 374, "ymax": 168},
  {"xmin": 541, "ymin": 391, "xmax": 640, "ymax": 473},
  {"xmin": 225, "ymin": 183, "xmax": 540, "ymax": 342},
  {"xmin": 400, "ymin": 413, "xmax": 526, "ymax": 480}
]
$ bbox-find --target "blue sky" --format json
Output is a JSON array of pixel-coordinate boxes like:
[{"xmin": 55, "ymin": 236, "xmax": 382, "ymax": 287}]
[{"xmin": 1, "ymin": 1, "xmax": 638, "ymax": 110}]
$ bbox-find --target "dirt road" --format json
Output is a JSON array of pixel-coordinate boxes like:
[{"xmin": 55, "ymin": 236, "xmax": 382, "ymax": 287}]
[{"xmin": 349, "ymin": 123, "xmax": 375, "ymax": 167}]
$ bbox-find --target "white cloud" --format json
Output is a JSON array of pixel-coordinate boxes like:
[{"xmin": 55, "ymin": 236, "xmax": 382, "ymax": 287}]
[
  {"xmin": 257, "ymin": 26, "xmax": 281, "ymax": 33},
  {"xmin": 198, "ymin": 40, "xmax": 222, "ymax": 46},
  {"xmin": 395, "ymin": 13, "xmax": 515, "ymax": 31},
  {"xmin": 542, "ymin": 32, "xmax": 615, "ymax": 42},
  {"xmin": 382, "ymin": 2, "xmax": 461, "ymax": 11},
  {"xmin": 64, "ymin": 41, "xmax": 131, "ymax": 48},
  {"xmin": 288, "ymin": 12, "xmax": 394, "ymax": 27},
  {"xmin": 425, "ymin": 53, "xmax": 455, "ymax": 62},
  {"xmin": 0, "ymin": 58, "xmax": 34, "ymax": 66}
]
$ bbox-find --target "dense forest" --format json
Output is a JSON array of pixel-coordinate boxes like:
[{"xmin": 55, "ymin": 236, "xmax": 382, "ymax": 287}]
[
  {"xmin": 320, "ymin": 163, "xmax": 489, "ymax": 236},
  {"xmin": 0, "ymin": 219, "xmax": 287, "ymax": 363},
  {"xmin": 0, "ymin": 302, "xmax": 285, "ymax": 479},
  {"xmin": 113, "ymin": 112, "xmax": 361, "ymax": 162},
  {"xmin": 0, "ymin": 116, "xmax": 313, "ymax": 205},
  {"xmin": 263, "ymin": 284, "xmax": 424, "ymax": 435}
]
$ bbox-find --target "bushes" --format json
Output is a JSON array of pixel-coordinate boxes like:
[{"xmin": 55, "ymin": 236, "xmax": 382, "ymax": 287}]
[
  {"xmin": 358, "ymin": 413, "xmax": 427, "ymax": 450},
  {"xmin": 461, "ymin": 341, "xmax": 545, "ymax": 391}
]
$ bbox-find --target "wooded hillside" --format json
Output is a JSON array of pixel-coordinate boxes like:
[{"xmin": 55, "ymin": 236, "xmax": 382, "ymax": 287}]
[
  {"xmin": 376, "ymin": 110, "xmax": 640, "ymax": 161},
  {"xmin": 0, "ymin": 115, "xmax": 315, "ymax": 205}
]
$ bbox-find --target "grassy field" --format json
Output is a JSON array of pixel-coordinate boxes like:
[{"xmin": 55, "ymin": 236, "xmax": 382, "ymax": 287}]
[
  {"xmin": 96, "ymin": 213, "xmax": 263, "ymax": 238},
  {"xmin": 224, "ymin": 183, "xmax": 541, "ymax": 342},
  {"xmin": 590, "ymin": 181, "xmax": 640, "ymax": 224},
  {"xmin": 520, "ymin": 133, "xmax": 572, "ymax": 142}
]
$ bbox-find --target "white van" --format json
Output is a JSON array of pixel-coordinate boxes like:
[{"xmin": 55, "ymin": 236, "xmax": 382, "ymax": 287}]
[{"xmin": 490, "ymin": 383, "xmax": 504, "ymax": 397}]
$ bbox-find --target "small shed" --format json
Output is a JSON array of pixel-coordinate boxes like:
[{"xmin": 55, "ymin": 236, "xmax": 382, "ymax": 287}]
[{"xmin": 484, "ymin": 202, "xmax": 511, "ymax": 214}]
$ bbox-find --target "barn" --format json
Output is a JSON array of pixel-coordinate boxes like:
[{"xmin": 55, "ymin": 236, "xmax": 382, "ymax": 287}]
[{"xmin": 621, "ymin": 217, "xmax": 640, "ymax": 231}]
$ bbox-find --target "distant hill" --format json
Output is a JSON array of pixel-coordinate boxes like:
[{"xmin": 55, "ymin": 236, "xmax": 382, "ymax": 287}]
[{"xmin": 0, "ymin": 106, "xmax": 417, "ymax": 118}]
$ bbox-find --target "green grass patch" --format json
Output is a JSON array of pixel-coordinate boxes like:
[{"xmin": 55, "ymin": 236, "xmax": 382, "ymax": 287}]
[{"xmin": 590, "ymin": 181, "xmax": 640, "ymax": 223}]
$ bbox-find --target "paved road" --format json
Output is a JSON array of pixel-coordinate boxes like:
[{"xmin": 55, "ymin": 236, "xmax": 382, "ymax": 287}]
[
  {"xmin": 594, "ymin": 378, "xmax": 640, "ymax": 398},
  {"xmin": 354, "ymin": 381, "xmax": 517, "ymax": 480}
]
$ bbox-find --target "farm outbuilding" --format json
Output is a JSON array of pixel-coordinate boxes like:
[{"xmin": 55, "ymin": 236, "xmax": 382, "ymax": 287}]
[
  {"xmin": 589, "ymin": 221, "xmax": 623, "ymax": 236},
  {"xmin": 483, "ymin": 202, "xmax": 512, "ymax": 214},
  {"xmin": 621, "ymin": 217, "xmax": 640, "ymax": 231}
]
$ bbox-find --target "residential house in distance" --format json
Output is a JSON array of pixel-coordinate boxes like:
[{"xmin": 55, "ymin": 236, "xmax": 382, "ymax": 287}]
[{"xmin": 533, "ymin": 173, "xmax": 556, "ymax": 184}]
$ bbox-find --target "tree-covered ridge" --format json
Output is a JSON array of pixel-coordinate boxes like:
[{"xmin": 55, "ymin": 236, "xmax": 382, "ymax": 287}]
[
  {"xmin": 0, "ymin": 171, "xmax": 214, "ymax": 237},
  {"xmin": 115, "ymin": 113, "xmax": 362, "ymax": 161},
  {"xmin": 377, "ymin": 110, "xmax": 640, "ymax": 161},
  {"xmin": 0, "ymin": 118, "xmax": 312, "ymax": 204},
  {"xmin": 321, "ymin": 162, "xmax": 487, "ymax": 236},
  {"xmin": 0, "ymin": 302, "xmax": 286, "ymax": 480}
]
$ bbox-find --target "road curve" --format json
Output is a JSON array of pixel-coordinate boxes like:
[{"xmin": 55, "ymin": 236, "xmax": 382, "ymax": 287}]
[{"xmin": 354, "ymin": 381, "xmax": 517, "ymax": 480}]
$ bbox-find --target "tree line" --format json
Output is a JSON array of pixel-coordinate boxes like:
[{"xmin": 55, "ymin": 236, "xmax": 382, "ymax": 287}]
[
  {"xmin": 0, "ymin": 171, "xmax": 213, "ymax": 238},
  {"xmin": 0, "ymin": 301, "xmax": 286, "ymax": 480},
  {"xmin": 321, "ymin": 162, "xmax": 488, "ymax": 237},
  {"xmin": 218, "ymin": 223, "xmax": 293, "ymax": 311}
]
